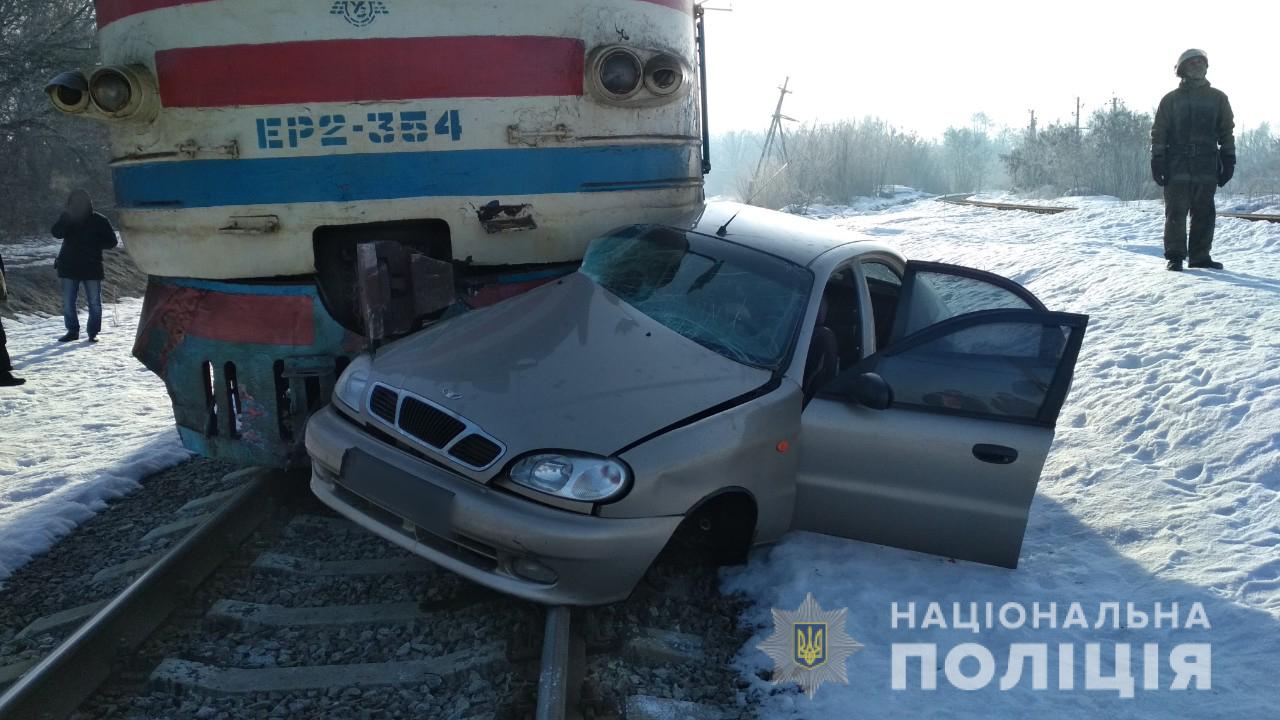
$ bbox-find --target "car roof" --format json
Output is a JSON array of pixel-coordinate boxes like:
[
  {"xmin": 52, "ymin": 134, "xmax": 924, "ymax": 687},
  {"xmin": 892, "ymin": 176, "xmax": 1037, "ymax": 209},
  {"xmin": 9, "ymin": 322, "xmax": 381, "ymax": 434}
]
[{"xmin": 664, "ymin": 201, "xmax": 872, "ymax": 267}]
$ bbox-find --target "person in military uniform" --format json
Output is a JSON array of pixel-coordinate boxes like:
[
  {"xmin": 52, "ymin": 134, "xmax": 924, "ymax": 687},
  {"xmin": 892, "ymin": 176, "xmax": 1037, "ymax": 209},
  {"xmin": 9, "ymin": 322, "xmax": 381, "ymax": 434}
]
[{"xmin": 1150, "ymin": 48, "xmax": 1235, "ymax": 271}]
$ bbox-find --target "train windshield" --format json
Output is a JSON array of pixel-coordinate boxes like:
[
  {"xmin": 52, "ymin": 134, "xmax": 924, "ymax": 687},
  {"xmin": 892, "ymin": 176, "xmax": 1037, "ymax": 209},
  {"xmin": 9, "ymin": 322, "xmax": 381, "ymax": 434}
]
[{"xmin": 581, "ymin": 225, "xmax": 812, "ymax": 369}]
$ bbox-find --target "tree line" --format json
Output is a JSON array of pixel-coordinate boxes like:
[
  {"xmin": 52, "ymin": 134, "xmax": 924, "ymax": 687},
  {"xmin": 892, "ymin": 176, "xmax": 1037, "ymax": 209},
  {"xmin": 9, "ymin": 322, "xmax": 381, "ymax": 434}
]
[{"xmin": 708, "ymin": 104, "xmax": 1280, "ymax": 209}]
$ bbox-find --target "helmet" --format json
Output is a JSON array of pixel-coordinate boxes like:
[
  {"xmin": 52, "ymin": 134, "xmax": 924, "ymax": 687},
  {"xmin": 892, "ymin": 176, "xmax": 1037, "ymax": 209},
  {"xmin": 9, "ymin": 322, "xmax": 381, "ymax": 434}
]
[{"xmin": 1175, "ymin": 48, "xmax": 1208, "ymax": 74}]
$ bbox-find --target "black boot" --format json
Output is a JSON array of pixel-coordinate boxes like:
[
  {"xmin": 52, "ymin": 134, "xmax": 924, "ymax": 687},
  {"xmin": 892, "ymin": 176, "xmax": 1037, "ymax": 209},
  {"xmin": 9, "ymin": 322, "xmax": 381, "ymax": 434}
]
[
  {"xmin": 58, "ymin": 331, "xmax": 79, "ymax": 342},
  {"xmin": 0, "ymin": 371, "xmax": 25, "ymax": 387},
  {"xmin": 1166, "ymin": 259, "xmax": 1183, "ymax": 272},
  {"xmin": 1188, "ymin": 258, "xmax": 1224, "ymax": 269}
]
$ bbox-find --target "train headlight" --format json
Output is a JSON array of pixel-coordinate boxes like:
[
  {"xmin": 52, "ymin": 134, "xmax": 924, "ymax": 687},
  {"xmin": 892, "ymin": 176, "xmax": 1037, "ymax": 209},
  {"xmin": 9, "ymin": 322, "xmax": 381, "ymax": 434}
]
[
  {"xmin": 87, "ymin": 65, "xmax": 158, "ymax": 120},
  {"xmin": 594, "ymin": 47, "xmax": 643, "ymax": 100},
  {"xmin": 644, "ymin": 54, "xmax": 685, "ymax": 96},
  {"xmin": 46, "ymin": 71, "xmax": 90, "ymax": 114},
  {"xmin": 90, "ymin": 69, "xmax": 132, "ymax": 113}
]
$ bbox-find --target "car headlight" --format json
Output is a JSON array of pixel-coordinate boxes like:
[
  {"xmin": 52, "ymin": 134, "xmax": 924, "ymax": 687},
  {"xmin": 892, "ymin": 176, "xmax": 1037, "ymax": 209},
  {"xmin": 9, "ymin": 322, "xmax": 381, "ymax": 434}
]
[
  {"xmin": 333, "ymin": 354, "xmax": 372, "ymax": 412},
  {"xmin": 509, "ymin": 453, "xmax": 631, "ymax": 503}
]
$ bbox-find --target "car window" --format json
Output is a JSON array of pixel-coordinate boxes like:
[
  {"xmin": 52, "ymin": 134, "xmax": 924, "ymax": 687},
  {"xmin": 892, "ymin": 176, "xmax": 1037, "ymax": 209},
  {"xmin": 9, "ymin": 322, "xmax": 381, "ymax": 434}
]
[
  {"xmin": 581, "ymin": 225, "xmax": 813, "ymax": 369},
  {"xmin": 878, "ymin": 319, "xmax": 1073, "ymax": 423},
  {"xmin": 900, "ymin": 270, "xmax": 1034, "ymax": 339},
  {"xmin": 862, "ymin": 261, "xmax": 901, "ymax": 351},
  {"xmin": 863, "ymin": 261, "xmax": 901, "ymax": 286},
  {"xmin": 824, "ymin": 268, "xmax": 862, "ymax": 366}
]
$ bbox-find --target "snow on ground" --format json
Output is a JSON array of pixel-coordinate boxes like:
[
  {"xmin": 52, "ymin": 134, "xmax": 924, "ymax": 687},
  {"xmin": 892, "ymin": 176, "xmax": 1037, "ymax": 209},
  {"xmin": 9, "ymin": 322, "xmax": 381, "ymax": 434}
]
[
  {"xmin": 726, "ymin": 195, "xmax": 1280, "ymax": 717},
  {"xmin": 1216, "ymin": 193, "xmax": 1280, "ymax": 216},
  {"xmin": 0, "ymin": 299, "xmax": 190, "ymax": 584},
  {"xmin": 2, "ymin": 233, "xmax": 125, "ymax": 270},
  {"xmin": 783, "ymin": 187, "xmax": 935, "ymax": 219},
  {"xmin": 1, "ymin": 236, "xmax": 61, "ymax": 270}
]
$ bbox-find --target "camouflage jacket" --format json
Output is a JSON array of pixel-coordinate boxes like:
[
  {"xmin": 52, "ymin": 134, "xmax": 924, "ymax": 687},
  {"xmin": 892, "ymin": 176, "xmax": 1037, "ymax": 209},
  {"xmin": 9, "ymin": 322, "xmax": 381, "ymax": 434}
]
[{"xmin": 1150, "ymin": 78, "xmax": 1235, "ymax": 185}]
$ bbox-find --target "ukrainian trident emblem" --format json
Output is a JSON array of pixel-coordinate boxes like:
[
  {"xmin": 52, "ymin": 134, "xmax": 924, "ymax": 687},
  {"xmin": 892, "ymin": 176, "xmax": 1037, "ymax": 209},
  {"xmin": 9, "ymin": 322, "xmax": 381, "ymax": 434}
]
[
  {"xmin": 330, "ymin": 1, "xmax": 389, "ymax": 27},
  {"xmin": 758, "ymin": 593, "xmax": 862, "ymax": 698},
  {"xmin": 795, "ymin": 622, "xmax": 827, "ymax": 668}
]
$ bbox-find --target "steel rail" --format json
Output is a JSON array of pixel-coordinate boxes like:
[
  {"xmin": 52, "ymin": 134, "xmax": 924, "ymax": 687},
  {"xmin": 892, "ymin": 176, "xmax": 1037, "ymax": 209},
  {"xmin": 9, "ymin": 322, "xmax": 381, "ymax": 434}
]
[
  {"xmin": 1219, "ymin": 212, "xmax": 1280, "ymax": 223},
  {"xmin": 0, "ymin": 468, "xmax": 288, "ymax": 720},
  {"xmin": 535, "ymin": 605, "xmax": 572, "ymax": 720},
  {"xmin": 937, "ymin": 194, "xmax": 1075, "ymax": 214},
  {"xmin": 940, "ymin": 194, "xmax": 1280, "ymax": 222}
]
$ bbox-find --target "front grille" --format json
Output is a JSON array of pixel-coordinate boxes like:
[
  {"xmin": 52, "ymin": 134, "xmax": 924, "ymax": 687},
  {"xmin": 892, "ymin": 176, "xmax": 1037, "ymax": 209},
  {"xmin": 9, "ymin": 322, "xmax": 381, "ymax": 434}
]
[
  {"xmin": 448, "ymin": 434, "xmax": 503, "ymax": 468},
  {"xmin": 369, "ymin": 385, "xmax": 399, "ymax": 423},
  {"xmin": 398, "ymin": 396, "xmax": 466, "ymax": 448},
  {"xmin": 364, "ymin": 382, "xmax": 506, "ymax": 471}
]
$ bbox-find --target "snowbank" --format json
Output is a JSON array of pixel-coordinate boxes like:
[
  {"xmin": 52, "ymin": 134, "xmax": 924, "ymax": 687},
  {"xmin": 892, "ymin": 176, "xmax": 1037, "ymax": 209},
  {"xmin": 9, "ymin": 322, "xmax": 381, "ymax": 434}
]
[
  {"xmin": 726, "ymin": 196, "xmax": 1279, "ymax": 717},
  {"xmin": 0, "ymin": 299, "xmax": 190, "ymax": 583}
]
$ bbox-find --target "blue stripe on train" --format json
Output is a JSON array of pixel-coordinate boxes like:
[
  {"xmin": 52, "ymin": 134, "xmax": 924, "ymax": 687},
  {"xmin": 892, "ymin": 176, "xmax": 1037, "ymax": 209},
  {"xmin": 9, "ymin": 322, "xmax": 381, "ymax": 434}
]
[{"xmin": 113, "ymin": 145, "xmax": 699, "ymax": 209}]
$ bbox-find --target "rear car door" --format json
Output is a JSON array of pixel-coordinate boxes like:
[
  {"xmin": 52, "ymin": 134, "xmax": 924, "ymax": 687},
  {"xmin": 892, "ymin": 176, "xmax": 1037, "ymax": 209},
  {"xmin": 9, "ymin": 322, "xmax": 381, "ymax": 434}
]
[{"xmin": 793, "ymin": 261, "xmax": 1088, "ymax": 568}]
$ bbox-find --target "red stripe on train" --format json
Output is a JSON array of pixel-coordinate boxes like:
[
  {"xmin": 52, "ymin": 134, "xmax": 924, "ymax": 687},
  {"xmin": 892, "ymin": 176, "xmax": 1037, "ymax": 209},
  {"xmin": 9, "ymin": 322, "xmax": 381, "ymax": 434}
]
[
  {"xmin": 100, "ymin": 0, "xmax": 690, "ymax": 27},
  {"xmin": 189, "ymin": 293, "xmax": 317, "ymax": 346},
  {"xmin": 156, "ymin": 36, "xmax": 585, "ymax": 108},
  {"xmin": 96, "ymin": 0, "xmax": 216, "ymax": 27},
  {"xmin": 134, "ymin": 285, "xmax": 316, "ymax": 364}
]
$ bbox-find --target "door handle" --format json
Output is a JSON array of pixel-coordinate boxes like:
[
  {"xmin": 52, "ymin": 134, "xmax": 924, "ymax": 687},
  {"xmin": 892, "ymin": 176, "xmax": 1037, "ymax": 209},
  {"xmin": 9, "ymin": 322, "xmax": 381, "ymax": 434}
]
[{"xmin": 973, "ymin": 444, "xmax": 1018, "ymax": 465}]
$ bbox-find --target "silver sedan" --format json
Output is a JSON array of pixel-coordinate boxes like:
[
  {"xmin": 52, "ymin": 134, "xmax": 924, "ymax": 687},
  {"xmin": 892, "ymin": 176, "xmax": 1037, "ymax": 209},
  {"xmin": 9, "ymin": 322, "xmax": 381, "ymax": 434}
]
[{"xmin": 306, "ymin": 202, "xmax": 1089, "ymax": 605}]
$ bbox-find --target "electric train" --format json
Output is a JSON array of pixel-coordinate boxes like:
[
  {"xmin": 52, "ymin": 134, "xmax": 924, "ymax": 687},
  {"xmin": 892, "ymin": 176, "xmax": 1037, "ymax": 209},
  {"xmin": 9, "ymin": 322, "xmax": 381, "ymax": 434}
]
[{"xmin": 48, "ymin": 0, "xmax": 709, "ymax": 466}]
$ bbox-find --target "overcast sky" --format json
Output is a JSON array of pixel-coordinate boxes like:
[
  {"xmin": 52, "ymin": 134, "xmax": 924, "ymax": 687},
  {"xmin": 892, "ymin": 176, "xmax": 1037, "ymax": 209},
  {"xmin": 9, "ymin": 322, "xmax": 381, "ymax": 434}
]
[{"xmin": 702, "ymin": 0, "xmax": 1279, "ymax": 139}]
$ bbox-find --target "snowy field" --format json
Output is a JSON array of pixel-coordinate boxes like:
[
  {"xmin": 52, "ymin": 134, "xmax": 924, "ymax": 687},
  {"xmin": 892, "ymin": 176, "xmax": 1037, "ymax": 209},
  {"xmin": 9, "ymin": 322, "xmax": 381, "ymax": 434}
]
[
  {"xmin": 726, "ymin": 195, "xmax": 1279, "ymax": 717},
  {"xmin": 0, "ymin": 299, "xmax": 190, "ymax": 584}
]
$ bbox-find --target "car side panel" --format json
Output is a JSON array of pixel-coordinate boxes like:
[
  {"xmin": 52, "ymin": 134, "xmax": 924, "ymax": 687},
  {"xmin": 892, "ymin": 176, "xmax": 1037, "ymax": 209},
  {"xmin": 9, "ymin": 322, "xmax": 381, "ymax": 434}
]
[
  {"xmin": 795, "ymin": 398, "xmax": 1054, "ymax": 568},
  {"xmin": 605, "ymin": 382, "xmax": 803, "ymax": 545}
]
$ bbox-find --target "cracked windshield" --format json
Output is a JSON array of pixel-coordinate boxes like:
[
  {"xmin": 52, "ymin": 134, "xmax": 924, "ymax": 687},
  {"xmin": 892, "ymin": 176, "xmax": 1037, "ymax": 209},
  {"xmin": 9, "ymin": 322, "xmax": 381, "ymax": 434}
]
[{"xmin": 581, "ymin": 225, "xmax": 811, "ymax": 369}]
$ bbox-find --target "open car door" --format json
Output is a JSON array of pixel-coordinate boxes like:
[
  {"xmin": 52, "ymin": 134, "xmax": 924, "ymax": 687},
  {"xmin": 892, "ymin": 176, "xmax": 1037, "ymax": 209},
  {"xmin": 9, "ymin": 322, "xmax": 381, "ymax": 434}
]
[{"xmin": 794, "ymin": 261, "xmax": 1088, "ymax": 568}]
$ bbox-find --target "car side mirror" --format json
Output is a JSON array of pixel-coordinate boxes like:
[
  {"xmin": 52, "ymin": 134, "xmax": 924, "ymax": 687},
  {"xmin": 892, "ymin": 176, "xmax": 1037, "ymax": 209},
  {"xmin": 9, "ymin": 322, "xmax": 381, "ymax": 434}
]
[{"xmin": 850, "ymin": 372, "xmax": 893, "ymax": 410}]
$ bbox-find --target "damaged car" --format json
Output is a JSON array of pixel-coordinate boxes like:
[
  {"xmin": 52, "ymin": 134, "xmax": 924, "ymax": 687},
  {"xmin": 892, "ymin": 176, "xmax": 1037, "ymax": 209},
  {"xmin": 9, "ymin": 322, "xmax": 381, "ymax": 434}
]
[{"xmin": 306, "ymin": 202, "xmax": 1089, "ymax": 605}]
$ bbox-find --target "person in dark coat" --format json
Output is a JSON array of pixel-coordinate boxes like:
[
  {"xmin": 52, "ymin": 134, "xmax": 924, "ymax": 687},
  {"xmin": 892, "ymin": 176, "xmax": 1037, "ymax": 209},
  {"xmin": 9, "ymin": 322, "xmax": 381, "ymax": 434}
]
[
  {"xmin": 51, "ymin": 189, "xmax": 118, "ymax": 341},
  {"xmin": 0, "ymin": 251, "xmax": 25, "ymax": 386},
  {"xmin": 1150, "ymin": 48, "xmax": 1235, "ymax": 272}
]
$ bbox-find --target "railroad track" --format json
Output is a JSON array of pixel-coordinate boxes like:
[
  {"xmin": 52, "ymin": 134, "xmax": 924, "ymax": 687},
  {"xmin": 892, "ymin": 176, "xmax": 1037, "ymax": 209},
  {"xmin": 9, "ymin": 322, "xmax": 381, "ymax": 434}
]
[
  {"xmin": 0, "ymin": 469, "xmax": 750, "ymax": 720},
  {"xmin": 937, "ymin": 194, "xmax": 1074, "ymax": 215},
  {"xmin": 938, "ymin": 193, "xmax": 1280, "ymax": 222}
]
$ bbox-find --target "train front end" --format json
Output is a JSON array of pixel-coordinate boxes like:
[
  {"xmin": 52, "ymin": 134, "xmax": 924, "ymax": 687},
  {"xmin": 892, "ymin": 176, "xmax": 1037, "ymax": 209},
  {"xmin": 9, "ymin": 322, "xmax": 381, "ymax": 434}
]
[{"xmin": 50, "ymin": 0, "xmax": 707, "ymax": 466}]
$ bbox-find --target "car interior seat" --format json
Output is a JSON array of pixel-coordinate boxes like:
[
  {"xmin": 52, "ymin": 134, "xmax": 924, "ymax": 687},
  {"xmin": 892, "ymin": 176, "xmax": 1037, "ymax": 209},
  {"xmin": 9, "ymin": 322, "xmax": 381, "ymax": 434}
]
[
  {"xmin": 824, "ymin": 279, "xmax": 862, "ymax": 368},
  {"xmin": 802, "ymin": 296, "xmax": 839, "ymax": 406}
]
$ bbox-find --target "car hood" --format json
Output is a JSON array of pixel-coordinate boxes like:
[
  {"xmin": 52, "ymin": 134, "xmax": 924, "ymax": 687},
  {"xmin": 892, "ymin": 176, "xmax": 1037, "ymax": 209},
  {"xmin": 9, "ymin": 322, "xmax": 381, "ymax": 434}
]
[{"xmin": 368, "ymin": 272, "xmax": 773, "ymax": 468}]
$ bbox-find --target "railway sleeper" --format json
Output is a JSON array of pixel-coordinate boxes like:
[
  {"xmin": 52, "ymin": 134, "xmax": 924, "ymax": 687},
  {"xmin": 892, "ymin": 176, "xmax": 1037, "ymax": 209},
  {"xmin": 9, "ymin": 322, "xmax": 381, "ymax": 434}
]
[
  {"xmin": 207, "ymin": 599, "xmax": 430, "ymax": 631},
  {"xmin": 148, "ymin": 641, "xmax": 506, "ymax": 696}
]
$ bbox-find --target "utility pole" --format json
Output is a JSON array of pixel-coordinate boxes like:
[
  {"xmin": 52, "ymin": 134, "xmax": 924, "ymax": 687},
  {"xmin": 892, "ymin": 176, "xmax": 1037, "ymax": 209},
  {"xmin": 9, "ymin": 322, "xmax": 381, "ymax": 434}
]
[
  {"xmin": 1075, "ymin": 96, "xmax": 1081, "ymax": 136},
  {"xmin": 747, "ymin": 77, "xmax": 794, "ymax": 202},
  {"xmin": 1028, "ymin": 109, "xmax": 1037, "ymax": 141}
]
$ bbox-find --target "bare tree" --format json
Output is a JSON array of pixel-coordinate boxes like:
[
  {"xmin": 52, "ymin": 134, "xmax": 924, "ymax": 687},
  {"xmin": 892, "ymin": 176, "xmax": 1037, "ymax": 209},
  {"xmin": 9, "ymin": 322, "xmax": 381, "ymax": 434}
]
[
  {"xmin": 0, "ymin": 0, "xmax": 112, "ymax": 237},
  {"xmin": 1235, "ymin": 124, "xmax": 1280, "ymax": 198}
]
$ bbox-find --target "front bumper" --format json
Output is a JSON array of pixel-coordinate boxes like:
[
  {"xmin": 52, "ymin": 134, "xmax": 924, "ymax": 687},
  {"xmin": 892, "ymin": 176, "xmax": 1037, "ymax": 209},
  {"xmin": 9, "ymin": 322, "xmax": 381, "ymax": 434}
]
[{"xmin": 305, "ymin": 406, "xmax": 682, "ymax": 605}]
